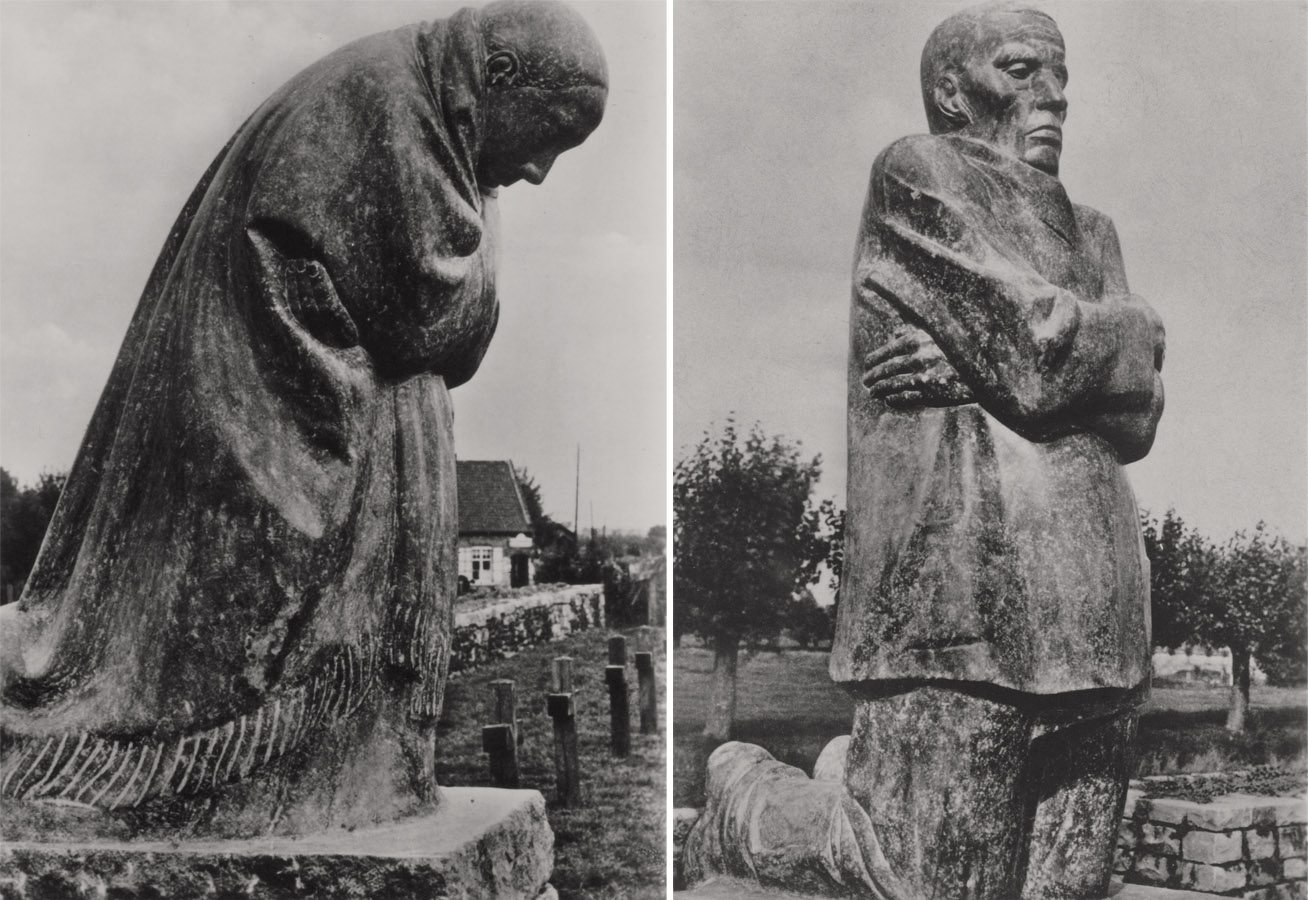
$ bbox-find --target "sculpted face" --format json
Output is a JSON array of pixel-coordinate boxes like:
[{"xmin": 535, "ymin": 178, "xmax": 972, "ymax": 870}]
[
  {"xmin": 477, "ymin": 84, "xmax": 606, "ymax": 188},
  {"xmin": 928, "ymin": 8, "xmax": 1069, "ymax": 176},
  {"xmin": 475, "ymin": 0, "xmax": 608, "ymax": 189}
]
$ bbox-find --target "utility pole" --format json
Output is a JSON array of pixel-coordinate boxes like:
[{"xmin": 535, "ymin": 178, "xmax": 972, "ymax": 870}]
[{"xmin": 573, "ymin": 444, "xmax": 581, "ymax": 537}]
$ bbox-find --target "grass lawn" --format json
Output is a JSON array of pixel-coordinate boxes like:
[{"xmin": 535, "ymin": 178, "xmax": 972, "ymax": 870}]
[
  {"xmin": 673, "ymin": 647, "xmax": 1307, "ymax": 808},
  {"xmin": 436, "ymin": 626, "xmax": 665, "ymax": 900}
]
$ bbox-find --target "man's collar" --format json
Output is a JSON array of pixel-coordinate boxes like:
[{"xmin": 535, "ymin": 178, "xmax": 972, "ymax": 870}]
[{"xmin": 946, "ymin": 135, "xmax": 1081, "ymax": 247}]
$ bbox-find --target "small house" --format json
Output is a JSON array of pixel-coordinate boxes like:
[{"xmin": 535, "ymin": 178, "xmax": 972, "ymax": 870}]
[{"xmin": 456, "ymin": 460, "xmax": 535, "ymax": 588}]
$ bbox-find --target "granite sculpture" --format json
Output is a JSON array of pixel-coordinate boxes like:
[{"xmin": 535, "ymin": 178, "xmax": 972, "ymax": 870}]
[
  {"xmin": 684, "ymin": 742, "xmax": 909, "ymax": 898},
  {"xmin": 0, "ymin": 0, "xmax": 605, "ymax": 845},
  {"xmin": 686, "ymin": 5, "xmax": 1165, "ymax": 898}
]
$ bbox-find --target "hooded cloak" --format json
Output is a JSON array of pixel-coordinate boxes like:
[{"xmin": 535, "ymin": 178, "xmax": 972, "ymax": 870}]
[{"xmin": 1, "ymin": 9, "xmax": 498, "ymax": 818}]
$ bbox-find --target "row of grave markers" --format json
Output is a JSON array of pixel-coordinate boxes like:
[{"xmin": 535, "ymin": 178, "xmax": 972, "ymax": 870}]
[{"xmin": 481, "ymin": 628, "xmax": 659, "ymax": 806}]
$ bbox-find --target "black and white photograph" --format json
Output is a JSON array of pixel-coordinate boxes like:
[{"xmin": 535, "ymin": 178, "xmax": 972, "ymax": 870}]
[
  {"xmin": 3, "ymin": 1, "xmax": 1308, "ymax": 899},
  {"xmin": 673, "ymin": 3, "xmax": 1306, "ymax": 898},
  {"xmin": 0, "ymin": 3, "xmax": 665, "ymax": 898}
]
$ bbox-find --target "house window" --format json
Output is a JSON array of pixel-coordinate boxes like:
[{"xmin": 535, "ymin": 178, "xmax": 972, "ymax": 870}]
[{"xmin": 470, "ymin": 547, "xmax": 494, "ymax": 585}]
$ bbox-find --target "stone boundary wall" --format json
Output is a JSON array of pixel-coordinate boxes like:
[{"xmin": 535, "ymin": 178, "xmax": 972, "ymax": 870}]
[
  {"xmin": 1117, "ymin": 786, "xmax": 1307, "ymax": 897},
  {"xmin": 449, "ymin": 585, "xmax": 605, "ymax": 673}
]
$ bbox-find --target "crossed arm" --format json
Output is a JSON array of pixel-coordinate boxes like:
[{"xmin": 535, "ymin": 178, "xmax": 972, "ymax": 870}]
[{"xmin": 855, "ymin": 147, "xmax": 1165, "ymax": 463}]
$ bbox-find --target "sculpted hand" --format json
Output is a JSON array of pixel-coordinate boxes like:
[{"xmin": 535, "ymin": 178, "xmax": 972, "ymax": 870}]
[{"xmin": 863, "ymin": 326, "xmax": 974, "ymax": 409}]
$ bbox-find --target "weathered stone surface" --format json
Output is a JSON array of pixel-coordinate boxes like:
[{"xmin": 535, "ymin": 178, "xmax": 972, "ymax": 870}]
[
  {"xmin": 822, "ymin": 5, "xmax": 1163, "ymax": 899},
  {"xmin": 673, "ymin": 808, "xmax": 700, "ymax": 887},
  {"xmin": 1240, "ymin": 884, "xmax": 1301, "ymax": 900},
  {"xmin": 1179, "ymin": 860, "xmax": 1247, "ymax": 893},
  {"xmin": 1281, "ymin": 824, "xmax": 1307, "ymax": 856},
  {"xmin": 675, "ymin": 876, "xmax": 1227, "ymax": 900},
  {"xmin": 1240, "ymin": 887, "xmax": 1277, "ymax": 900},
  {"xmin": 1182, "ymin": 829, "xmax": 1244, "ymax": 865},
  {"xmin": 1136, "ymin": 793, "xmax": 1308, "ymax": 833},
  {"xmin": 683, "ymin": 743, "xmax": 909, "ymax": 899},
  {"xmin": 1139, "ymin": 797, "xmax": 1231, "ymax": 829},
  {"xmin": 1248, "ymin": 825, "xmax": 1278, "ymax": 860},
  {"xmin": 1191, "ymin": 797, "xmax": 1264, "ymax": 831},
  {"xmin": 1246, "ymin": 858, "xmax": 1282, "ymax": 887},
  {"xmin": 835, "ymin": 11, "xmax": 1163, "ymax": 698},
  {"xmin": 1140, "ymin": 823, "xmax": 1181, "ymax": 857},
  {"xmin": 677, "ymin": 874, "xmax": 864, "ymax": 900},
  {"xmin": 1125, "ymin": 789, "xmax": 1145, "ymax": 820},
  {"xmin": 1224, "ymin": 796, "xmax": 1308, "ymax": 828},
  {"xmin": 1284, "ymin": 857, "xmax": 1307, "ymax": 879},
  {"xmin": 688, "ymin": 7, "xmax": 1163, "ymax": 900},
  {"xmin": 0, "ymin": 787, "xmax": 553, "ymax": 899},
  {"xmin": 1134, "ymin": 852, "xmax": 1179, "ymax": 886},
  {"xmin": 1135, "ymin": 794, "xmax": 1296, "ymax": 832},
  {"xmin": 842, "ymin": 684, "xmax": 1135, "ymax": 900},
  {"xmin": 1120, "ymin": 820, "xmax": 1140, "ymax": 851},
  {"xmin": 0, "ymin": 1, "xmax": 606, "ymax": 845},
  {"xmin": 674, "ymin": 808, "xmax": 700, "ymax": 847},
  {"xmin": 1112, "ymin": 884, "xmax": 1232, "ymax": 900},
  {"xmin": 811, "ymin": 735, "xmax": 849, "ymax": 782}
]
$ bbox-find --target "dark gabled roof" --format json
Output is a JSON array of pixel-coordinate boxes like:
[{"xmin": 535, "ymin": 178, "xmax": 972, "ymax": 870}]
[{"xmin": 456, "ymin": 460, "xmax": 532, "ymax": 535}]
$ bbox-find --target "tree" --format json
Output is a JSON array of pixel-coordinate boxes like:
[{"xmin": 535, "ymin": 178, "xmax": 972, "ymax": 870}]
[
  {"xmin": 1257, "ymin": 543, "xmax": 1308, "ymax": 687},
  {"xmin": 1197, "ymin": 524, "xmax": 1307, "ymax": 732},
  {"xmin": 1141, "ymin": 508, "xmax": 1216, "ymax": 651},
  {"xmin": 1142, "ymin": 511, "xmax": 1306, "ymax": 731},
  {"xmin": 785, "ymin": 589, "xmax": 836, "ymax": 649},
  {"xmin": 513, "ymin": 465, "xmax": 581, "ymax": 583},
  {"xmin": 0, "ymin": 468, "xmax": 66, "ymax": 601},
  {"xmin": 643, "ymin": 524, "xmax": 668, "ymax": 557},
  {"xmin": 674, "ymin": 420, "xmax": 825, "ymax": 740},
  {"xmin": 514, "ymin": 465, "xmax": 548, "ymax": 533}
]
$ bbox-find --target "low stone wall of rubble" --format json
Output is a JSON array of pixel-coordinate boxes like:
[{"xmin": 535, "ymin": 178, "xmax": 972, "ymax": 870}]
[
  {"xmin": 449, "ymin": 584, "xmax": 605, "ymax": 673},
  {"xmin": 1117, "ymin": 784, "xmax": 1307, "ymax": 897}
]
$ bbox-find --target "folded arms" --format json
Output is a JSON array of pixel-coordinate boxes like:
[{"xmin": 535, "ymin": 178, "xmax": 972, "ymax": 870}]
[{"xmin": 856, "ymin": 140, "xmax": 1164, "ymax": 463}]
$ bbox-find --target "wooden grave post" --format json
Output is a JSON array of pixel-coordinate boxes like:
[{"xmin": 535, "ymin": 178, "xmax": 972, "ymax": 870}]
[
  {"xmin": 547, "ymin": 656, "xmax": 581, "ymax": 806},
  {"xmin": 606, "ymin": 635, "xmax": 631, "ymax": 757},
  {"xmin": 634, "ymin": 628, "xmax": 658, "ymax": 735},
  {"xmin": 481, "ymin": 678, "xmax": 520, "ymax": 787}
]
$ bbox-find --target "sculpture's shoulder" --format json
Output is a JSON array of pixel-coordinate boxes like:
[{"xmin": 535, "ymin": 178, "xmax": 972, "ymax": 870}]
[
  {"xmin": 1072, "ymin": 202, "xmax": 1122, "ymax": 254},
  {"xmin": 242, "ymin": 24, "xmax": 439, "ymax": 182},
  {"xmin": 1072, "ymin": 202, "xmax": 1109, "ymax": 229},
  {"xmin": 332, "ymin": 26, "xmax": 424, "ymax": 91},
  {"xmin": 872, "ymin": 134, "xmax": 969, "ymax": 191}
]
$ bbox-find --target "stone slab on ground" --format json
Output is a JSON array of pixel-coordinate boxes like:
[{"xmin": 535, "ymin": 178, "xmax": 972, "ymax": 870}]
[
  {"xmin": 676, "ymin": 876, "xmax": 1216, "ymax": 899},
  {"xmin": 0, "ymin": 787, "xmax": 552, "ymax": 900}
]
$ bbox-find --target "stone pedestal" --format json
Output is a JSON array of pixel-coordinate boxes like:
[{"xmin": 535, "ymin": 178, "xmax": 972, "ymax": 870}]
[
  {"xmin": 0, "ymin": 787, "xmax": 553, "ymax": 900},
  {"xmin": 676, "ymin": 875, "xmax": 1218, "ymax": 900}
]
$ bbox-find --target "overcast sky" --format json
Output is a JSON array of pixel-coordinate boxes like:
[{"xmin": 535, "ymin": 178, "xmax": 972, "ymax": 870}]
[
  {"xmin": 675, "ymin": 0, "xmax": 1307, "ymax": 545},
  {"xmin": 1, "ymin": 0, "xmax": 665, "ymax": 532}
]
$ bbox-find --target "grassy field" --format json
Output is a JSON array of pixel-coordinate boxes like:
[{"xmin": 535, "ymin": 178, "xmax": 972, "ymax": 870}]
[
  {"xmin": 436, "ymin": 627, "xmax": 665, "ymax": 900},
  {"xmin": 673, "ymin": 647, "xmax": 1307, "ymax": 807}
]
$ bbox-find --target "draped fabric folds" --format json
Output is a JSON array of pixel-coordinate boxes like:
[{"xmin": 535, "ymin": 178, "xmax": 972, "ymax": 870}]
[
  {"xmin": 1, "ymin": 12, "xmax": 499, "ymax": 810},
  {"xmin": 683, "ymin": 742, "xmax": 911, "ymax": 900},
  {"xmin": 834, "ymin": 134, "xmax": 1164, "ymax": 696}
]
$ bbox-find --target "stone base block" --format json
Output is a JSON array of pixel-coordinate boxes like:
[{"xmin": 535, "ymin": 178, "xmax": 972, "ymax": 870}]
[
  {"xmin": 0, "ymin": 787, "xmax": 552, "ymax": 900},
  {"xmin": 675, "ymin": 876, "xmax": 1218, "ymax": 899}
]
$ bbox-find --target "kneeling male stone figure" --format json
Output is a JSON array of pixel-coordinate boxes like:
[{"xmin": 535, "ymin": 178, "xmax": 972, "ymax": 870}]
[{"xmin": 837, "ymin": 3, "xmax": 1165, "ymax": 898}]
